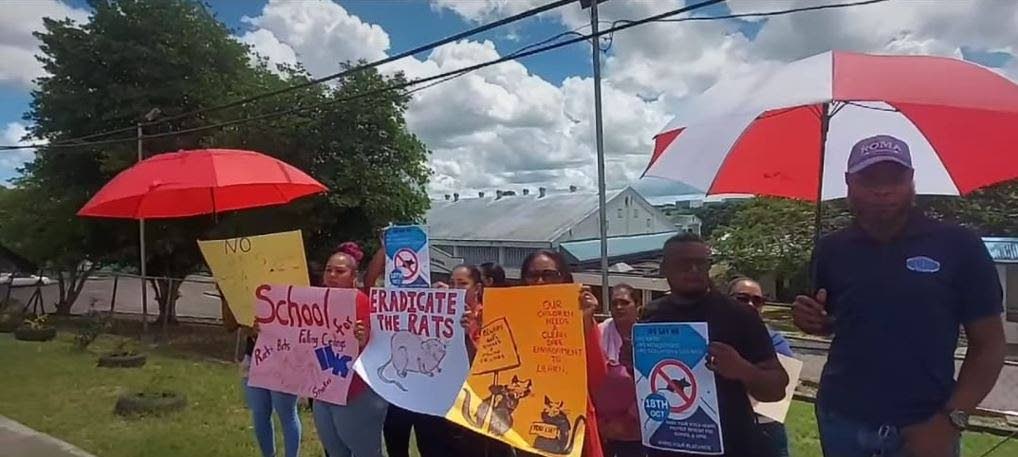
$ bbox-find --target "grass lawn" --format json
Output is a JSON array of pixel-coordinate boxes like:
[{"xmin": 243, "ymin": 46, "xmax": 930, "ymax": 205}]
[{"xmin": 1, "ymin": 330, "xmax": 1015, "ymax": 457}]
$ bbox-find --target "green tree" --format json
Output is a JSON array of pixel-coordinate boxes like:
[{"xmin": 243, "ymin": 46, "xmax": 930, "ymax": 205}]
[
  {"xmin": 12, "ymin": 0, "xmax": 279, "ymax": 319},
  {"xmin": 711, "ymin": 198, "xmax": 850, "ymax": 300},
  {"xmin": 7, "ymin": 0, "xmax": 431, "ymax": 320}
]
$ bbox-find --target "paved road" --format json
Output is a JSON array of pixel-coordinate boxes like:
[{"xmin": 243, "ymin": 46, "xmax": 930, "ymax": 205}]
[
  {"xmin": 0, "ymin": 416, "xmax": 95, "ymax": 457},
  {"xmin": 6, "ymin": 275, "xmax": 222, "ymax": 320},
  {"xmin": 794, "ymin": 347, "xmax": 1018, "ymax": 415}
]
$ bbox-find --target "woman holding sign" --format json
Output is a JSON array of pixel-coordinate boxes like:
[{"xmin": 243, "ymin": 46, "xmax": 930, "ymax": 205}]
[
  {"xmin": 313, "ymin": 243, "xmax": 390, "ymax": 457},
  {"xmin": 596, "ymin": 284, "xmax": 645, "ymax": 457},
  {"xmin": 464, "ymin": 251, "xmax": 607, "ymax": 457}
]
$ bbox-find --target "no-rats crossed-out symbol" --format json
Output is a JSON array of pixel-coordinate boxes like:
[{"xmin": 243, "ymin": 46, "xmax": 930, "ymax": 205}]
[
  {"xmin": 650, "ymin": 360, "xmax": 698, "ymax": 414},
  {"xmin": 393, "ymin": 248, "xmax": 420, "ymax": 283}
]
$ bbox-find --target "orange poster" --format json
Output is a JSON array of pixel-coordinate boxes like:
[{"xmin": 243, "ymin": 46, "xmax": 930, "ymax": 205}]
[{"xmin": 446, "ymin": 284, "xmax": 588, "ymax": 457}]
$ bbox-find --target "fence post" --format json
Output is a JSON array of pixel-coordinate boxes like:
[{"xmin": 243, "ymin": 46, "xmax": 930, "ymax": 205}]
[{"xmin": 160, "ymin": 278, "xmax": 174, "ymax": 344}]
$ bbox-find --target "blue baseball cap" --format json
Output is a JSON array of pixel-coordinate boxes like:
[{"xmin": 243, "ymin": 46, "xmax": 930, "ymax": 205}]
[{"xmin": 847, "ymin": 135, "xmax": 913, "ymax": 174}]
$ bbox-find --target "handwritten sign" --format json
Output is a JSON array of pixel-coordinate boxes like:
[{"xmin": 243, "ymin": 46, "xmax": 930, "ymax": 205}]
[
  {"xmin": 247, "ymin": 285, "xmax": 358, "ymax": 405},
  {"xmin": 447, "ymin": 284, "xmax": 588, "ymax": 457},
  {"xmin": 472, "ymin": 317, "xmax": 521, "ymax": 375},
  {"xmin": 633, "ymin": 323, "xmax": 723, "ymax": 455},
  {"xmin": 198, "ymin": 230, "xmax": 309, "ymax": 325},
  {"xmin": 750, "ymin": 354, "xmax": 802, "ymax": 423},
  {"xmin": 384, "ymin": 225, "xmax": 431, "ymax": 288},
  {"xmin": 354, "ymin": 288, "xmax": 469, "ymax": 416}
]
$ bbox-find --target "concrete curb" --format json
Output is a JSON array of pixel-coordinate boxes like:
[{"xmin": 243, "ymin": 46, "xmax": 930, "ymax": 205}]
[{"xmin": 0, "ymin": 415, "xmax": 96, "ymax": 457}]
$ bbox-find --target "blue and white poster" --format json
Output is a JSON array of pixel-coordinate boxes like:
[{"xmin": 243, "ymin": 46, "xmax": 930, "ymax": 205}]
[
  {"xmin": 633, "ymin": 322, "xmax": 723, "ymax": 455},
  {"xmin": 384, "ymin": 225, "xmax": 431, "ymax": 288}
]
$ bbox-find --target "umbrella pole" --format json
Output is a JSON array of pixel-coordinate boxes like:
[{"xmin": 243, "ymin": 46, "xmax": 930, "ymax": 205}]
[{"xmin": 810, "ymin": 103, "xmax": 832, "ymax": 292}]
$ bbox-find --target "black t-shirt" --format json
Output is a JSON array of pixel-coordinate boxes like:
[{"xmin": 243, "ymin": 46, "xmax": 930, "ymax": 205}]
[
  {"xmin": 244, "ymin": 336, "xmax": 255, "ymax": 357},
  {"xmin": 640, "ymin": 291, "xmax": 778, "ymax": 457}
]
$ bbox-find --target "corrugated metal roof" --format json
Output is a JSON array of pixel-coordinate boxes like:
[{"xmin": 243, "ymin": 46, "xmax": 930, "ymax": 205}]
[
  {"xmin": 560, "ymin": 232, "xmax": 676, "ymax": 263},
  {"xmin": 984, "ymin": 237, "xmax": 1018, "ymax": 263},
  {"xmin": 426, "ymin": 190, "xmax": 621, "ymax": 243}
]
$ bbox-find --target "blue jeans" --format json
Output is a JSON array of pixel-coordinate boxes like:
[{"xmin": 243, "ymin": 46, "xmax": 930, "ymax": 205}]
[
  {"xmin": 313, "ymin": 388, "xmax": 388, "ymax": 457},
  {"xmin": 244, "ymin": 380, "xmax": 302, "ymax": 457},
  {"xmin": 816, "ymin": 405, "xmax": 959, "ymax": 457}
]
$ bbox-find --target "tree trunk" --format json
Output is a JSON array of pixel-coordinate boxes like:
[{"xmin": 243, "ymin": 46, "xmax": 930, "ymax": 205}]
[
  {"xmin": 53, "ymin": 263, "xmax": 98, "ymax": 315},
  {"xmin": 151, "ymin": 278, "xmax": 182, "ymax": 325}
]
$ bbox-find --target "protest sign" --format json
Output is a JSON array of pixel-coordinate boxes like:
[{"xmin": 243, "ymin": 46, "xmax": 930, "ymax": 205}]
[
  {"xmin": 447, "ymin": 284, "xmax": 588, "ymax": 457},
  {"xmin": 633, "ymin": 323, "xmax": 723, "ymax": 455},
  {"xmin": 354, "ymin": 288, "xmax": 468, "ymax": 416},
  {"xmin": 198, "ymin": 230, "xmax": 309, "ymax": 325},
  {"xmin": 247, "ymin": 285, "xmax": 359, "ymax": 406},
  {"xmin": 750, "ymin": 353, "xmax": 802, "ymax": 423},
  {"xmin": 384, "ymin": 225, "xmax": 431, "ymax": 288}
]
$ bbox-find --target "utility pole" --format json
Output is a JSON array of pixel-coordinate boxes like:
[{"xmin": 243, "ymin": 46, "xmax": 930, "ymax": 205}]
[
  {"xmin": 137, "ymin": 108, "xmax": 160, "ymax": 337},
  {"xmin": 137, "ymin": 123, "xmax": 147, "ymax": 336},
  {"xmin": 583, "ymin": 0, "xmax": 611, "ymax": 312}
]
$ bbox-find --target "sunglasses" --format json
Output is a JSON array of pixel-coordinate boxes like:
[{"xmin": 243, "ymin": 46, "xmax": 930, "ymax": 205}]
[
  {"xmin": 523, "ymin": 269, "xmax": 563, "ymax": 283},
  {"xmin": 732, "ymin": 293, "xmax": 766, "ymax": 307}
]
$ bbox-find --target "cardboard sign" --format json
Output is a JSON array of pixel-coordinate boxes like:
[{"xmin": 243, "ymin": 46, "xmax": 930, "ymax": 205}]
[
  {"xmin": 354, "ymin": 288, "xmax": 469, "ymax": 416},
  {"xmin": 384, "ymin": 225, "xmax": 431, "ymax": 288},
  {"xmin": 198, "ymin": 230, "xmax": 309, "ymax": 325},
  {"xmin": 633, "ymin": 323, "xmax": 723, "ymax": 455},
  {"xmin": 447, "ymin": 284, "xmax": 588, "ymax": 457},
  {"xmin": 247, "ymin": 285, "xmax": 358, "ymax": 406},
  {"xmin": 750, "ymin": 354, "xmax": 802, "ymax": 423}
]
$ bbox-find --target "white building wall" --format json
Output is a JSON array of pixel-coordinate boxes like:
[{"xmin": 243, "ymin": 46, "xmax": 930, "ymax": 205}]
[{"xmin": 562, "ymin": 189, "xmax": 675, "ymax": 242}]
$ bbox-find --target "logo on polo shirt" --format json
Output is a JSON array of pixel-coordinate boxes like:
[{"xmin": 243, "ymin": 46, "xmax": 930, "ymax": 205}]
[{"xmin": 906, "ymin": 256, "xmax": 941, "ymax": 273}]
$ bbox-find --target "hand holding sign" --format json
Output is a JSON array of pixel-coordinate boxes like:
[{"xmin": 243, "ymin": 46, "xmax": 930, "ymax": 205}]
[{"xmin": 706, "ymin": 342, "xmax": 754, "ymax": 381}]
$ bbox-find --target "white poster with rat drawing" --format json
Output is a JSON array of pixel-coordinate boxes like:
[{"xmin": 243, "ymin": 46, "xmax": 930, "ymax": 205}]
[{"xmin": 354, "ymin": 287, "xmax": 470, "ymax": 416}]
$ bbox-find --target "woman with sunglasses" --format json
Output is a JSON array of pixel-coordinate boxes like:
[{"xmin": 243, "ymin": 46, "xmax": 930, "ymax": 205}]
[
  {"xmin": 728, "ymin": 277, "xmax": 793, "ymax": 457},
  {"xmin": 517, "ymin": 250, "xmax": 608, "ymax": 457}
]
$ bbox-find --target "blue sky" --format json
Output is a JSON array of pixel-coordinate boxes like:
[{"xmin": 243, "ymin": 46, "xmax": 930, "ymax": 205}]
[{"xmin": 1, "ymin": 0, "xmax": 1017, "ymax": 195}]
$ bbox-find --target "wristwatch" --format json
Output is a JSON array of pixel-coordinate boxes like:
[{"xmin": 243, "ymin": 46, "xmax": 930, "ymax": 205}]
[{"xmin": 946, "ymin": 409, "xmax": 969, "ymax": 430}]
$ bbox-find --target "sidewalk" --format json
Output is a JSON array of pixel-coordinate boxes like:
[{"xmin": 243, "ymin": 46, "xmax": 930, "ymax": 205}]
[{"xmin": 0, "ymin": 416, "xmax": 95, "ymax": 457}]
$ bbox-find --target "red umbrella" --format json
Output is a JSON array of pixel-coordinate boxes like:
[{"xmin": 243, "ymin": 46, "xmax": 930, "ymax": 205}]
[
  {"xmin": 77, "ymin": 148, "xmax": 325, "ymax": 333},
  {"xmin": 78, "ymin": 148, "xmax": 326, "ymax": 219},
  {"xmin": 643, "ymin": 51, "xmax": 1018, "ymax": 202}
]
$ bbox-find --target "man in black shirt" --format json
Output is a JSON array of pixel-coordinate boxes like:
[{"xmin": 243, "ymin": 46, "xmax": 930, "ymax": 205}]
[{"xmin": 641, "ymin": 233, "xmax": 788, "ymax": 457}]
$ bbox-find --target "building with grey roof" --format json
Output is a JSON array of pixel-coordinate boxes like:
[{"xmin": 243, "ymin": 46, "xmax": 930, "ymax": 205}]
[{"xmin": 426, "ymin": 186, "xmax": 700, "ymax": 299}]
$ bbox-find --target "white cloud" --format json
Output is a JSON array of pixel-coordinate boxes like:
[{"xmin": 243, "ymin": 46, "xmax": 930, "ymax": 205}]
[
  {"xmin": 430, "ymin": 0, "xmax": 546, "ymax": 24},
  {"xmin": 0, "ymin": 0, "xmax": 89, "ymax": 88},
  {"xmin": 238, "ymin": 28, "xmax": 299, "ymax": 73},
  {"xmin": 0, "ymin": 122, "xmax": 40, "ymax": 185},
  {"xmin": 249, "ymin": 0, "xmax": 1018, "ymax": 198},
  {"xmin": 241, "ymin": 0, "xmax": 390, "ymax": 78}
]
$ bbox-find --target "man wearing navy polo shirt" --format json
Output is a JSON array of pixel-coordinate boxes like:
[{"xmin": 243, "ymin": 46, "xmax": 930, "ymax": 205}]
[{"xmin": 793, "ymin": 135, "xmax": 1006, "ymax": 457}]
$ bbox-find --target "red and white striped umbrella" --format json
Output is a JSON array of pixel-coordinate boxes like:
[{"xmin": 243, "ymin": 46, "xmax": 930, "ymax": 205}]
[{"xmin": 643, "ymin": 51, "xmax": 1018, "ymax": 201}]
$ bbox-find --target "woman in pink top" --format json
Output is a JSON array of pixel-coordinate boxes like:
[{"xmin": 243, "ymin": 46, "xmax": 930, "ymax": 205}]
[
  {"xmin": 313, "ymin": 242, "xmax": 389, "ymax": 457},
  {"xmin": 596, "ymin": 284, "xmax": 645, "ymax": 457}
]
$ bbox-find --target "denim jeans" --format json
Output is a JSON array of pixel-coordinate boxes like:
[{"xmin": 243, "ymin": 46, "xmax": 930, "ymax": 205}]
[
  {"xmin": 244, "ymin": 379, "xmax": 301, "ymax": 457},
  {"xmin": 816, "ymin": 405, "xmax": 959, "ymax": 457},
  {"xmin": 313, "ymin": 388, "xmax": 389, "ymax": 457}
]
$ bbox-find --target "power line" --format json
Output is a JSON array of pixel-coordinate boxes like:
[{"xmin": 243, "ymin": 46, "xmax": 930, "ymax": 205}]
[
  {"xmin": 23, "ymin": 0, "xmax": 577, "ymax": 147},
  {"xmin": 1, "ymin": 0, "xmax": 891, "ymax": 152},
  {"xmin": 0, "ymin": 0, "xmax": 728, "ymax": 152}
]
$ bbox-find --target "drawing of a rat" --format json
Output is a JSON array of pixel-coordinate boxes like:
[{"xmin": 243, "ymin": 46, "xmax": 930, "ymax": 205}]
[
  {"xmin": 532, "ymin": 396, "xmax": 586, "ymax": 455},
  {"xmin": 376, "ymin": 331, "xmax": 448, "ymax": 391},
  {"xmin": 461, "ymin": 375, "xmax": 533, "ymax": 437}
]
